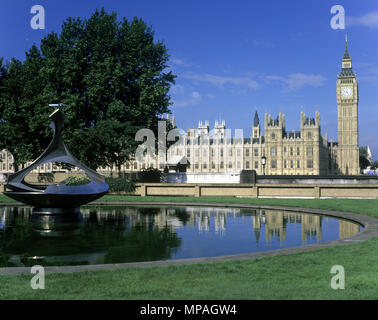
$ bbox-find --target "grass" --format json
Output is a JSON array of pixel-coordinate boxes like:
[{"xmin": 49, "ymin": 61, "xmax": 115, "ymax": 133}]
[{"xmin": 1, "ymin": 194, "xmax": 378, "ymax": 299}]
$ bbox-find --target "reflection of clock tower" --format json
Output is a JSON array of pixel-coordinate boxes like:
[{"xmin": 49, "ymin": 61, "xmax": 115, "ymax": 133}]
[{"xmin": 336, "ymin": 36, "xmax": 359, "ymax": 175}]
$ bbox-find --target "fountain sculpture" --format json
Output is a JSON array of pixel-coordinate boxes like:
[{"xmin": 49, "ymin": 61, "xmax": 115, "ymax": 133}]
[{"xmin": 3, "ymin": 104, "xmax": 109, "ymax": 214}]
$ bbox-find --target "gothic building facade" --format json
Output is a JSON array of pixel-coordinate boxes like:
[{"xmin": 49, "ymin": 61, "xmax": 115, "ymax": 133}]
[{"xmin": 153, "ymin": 38, "xmax": 359, "ymax": 175}]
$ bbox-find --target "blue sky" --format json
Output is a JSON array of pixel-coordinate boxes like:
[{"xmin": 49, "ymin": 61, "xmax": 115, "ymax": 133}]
[{"xmin": 1, "ymin": 0, "xmax": 378, "ymax": 159}]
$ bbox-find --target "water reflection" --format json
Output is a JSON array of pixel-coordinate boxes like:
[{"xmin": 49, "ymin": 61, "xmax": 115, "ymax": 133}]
[{"xmin": 0, "ymin": 205, "xmax": 361, "ymax": 268}]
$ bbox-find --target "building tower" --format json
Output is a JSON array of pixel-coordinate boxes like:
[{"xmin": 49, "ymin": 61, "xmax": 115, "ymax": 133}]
[
  {"xmin": 336, "ymin": 35, "xmax": 359, "ymax": 175},
  {"xmin": 252, "ymin": 111, "xmax": 260, "ymax": 139}
]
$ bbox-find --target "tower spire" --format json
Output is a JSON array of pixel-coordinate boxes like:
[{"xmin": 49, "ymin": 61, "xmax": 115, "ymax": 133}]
[
  {"xmin": 254, "ymin": 110, "xmax": 259, "ymax": 126},
  {"xmin": 343, "ymin": 34, "xmax": 351, "ymax": 60}
]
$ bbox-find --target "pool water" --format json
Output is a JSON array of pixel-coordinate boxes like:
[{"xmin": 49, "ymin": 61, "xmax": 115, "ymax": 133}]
[{"xmin": 0, "ymin": 205, "xmax": 362, "ymax": 267}]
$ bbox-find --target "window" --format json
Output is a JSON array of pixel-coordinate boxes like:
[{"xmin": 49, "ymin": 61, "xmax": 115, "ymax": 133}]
[
  {"xmin": 220, "ymin": 149, "xmax": 224, "ymax": 157},
  {"xmin": 212, "ymin": 162, "xmax": 215, "ymax": 169},
  {"xmin": 195, "ymin": 163, "xmax": 199, "ymax": 169},
  {"xmin": 220, "ymin": 161, "xmax": 224, "ymax": 169},
  {"xmin": 271, "ymin": 133, "xmax": 276, "ymax": 140},
  {"xmin": 306, "ymin": 146, "xmax": 313, "ymax": 157},
  {"xmin": 307, "ymin": 160, "xmax": 313, "ymax": 169},
  {"xmin": 134, "ymin": 162, "xmax": 138, "ymax": 169},
  {"xmin": 245, "ymin": 149, "xmax": 250, "ymax": 157},
  {"xmin": 297, "ymin": 160, "xmax": 300, "ymax": 168},
  {"xmin": 203, "ymin": 163, "xmax": 207, "ymax": 169},
  {"xmin": 228, "ymin": 162, "xmax": 232, "ymax": 168},
  {"xmin": 270, "ymin": 147, "xmax": 277, "ymax": 157},
  {"xmin": 290, "ymin": 147, "xmax": 293, "ymax": 156},
  {"xmin": 297, "ymin": 147, "xmax": 300, "ymax": 156},
  {"xmin": 246, "ymin": 161, "xmax": 250, "ymax": 169},
  {"xmin": 187, "ymin": 150, "xmax": 190, "ymax": 157},
  {"xmin": 271, "ymin": 160, "xmax": 277, "ymax": 169},
  {"xmin": 211, "ymin": 149, "xmax": 215, "ymax": 157},
  {"xmin": 290, "ymin": 160, "xmax": 293, "ymax": 169},
  {"xmin": 307, "ymin": 132, "xmax": 312, "ymax": 139},
  {"xmin": 254, "ymin": 130, "xmax": 257, "ymax": 136},
  {"xmin": 229, "ymin": 149, "xmax": 232, "ymax": 157},
  {"xmin": 283, "ymin": 147, "xmax": 287, "ymax": 156},
  {"xmin": 254, "ymin": 148, "xmax": 259, "ymax": 157},
  {"xmin": 126, "ymin": 162, "xmax": 130, "ymax": 169},
  {"xmin": 284, "ymin": 160, "xmax": 287, "ymax": 168},
  {"xmin": 237, "ymin": 149, "xmax": 241, "ymax": 157},
  {"xmin": 254, "ymin": 161, "xmax": 259, "ymax": 169},
  {"xmin": 237, "ymin": 161, "xmax": 241, "ymax": 169}
]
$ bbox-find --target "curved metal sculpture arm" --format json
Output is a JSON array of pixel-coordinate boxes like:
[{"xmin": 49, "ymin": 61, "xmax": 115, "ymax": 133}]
[{"xmin": 6, "ymin": 106, "xmax": 107, "ymax": 193}]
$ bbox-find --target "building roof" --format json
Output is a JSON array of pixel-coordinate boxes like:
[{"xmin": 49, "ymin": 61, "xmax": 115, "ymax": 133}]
[
  {"xmin": 343, "ymin": 40, "xmax": 351, "ymax": 60},
  {"xmin": 254, "ymin": 111, "xmax": 259, "ymax": 126},
  {"xmin": 304, "ymin": 117, "xmax": 316, "ymax": 125},
  {"xmin": 339, "ymin": 36, "xmax": 355, "ymax": 78},
  {"xmin": 166, "ymin": 155, "xmax": 189, "ymax": 166},
  {"xmin": 339, "ymin": 68, "xmax": 355, "ymax": 77},
  {"xmin": 284, "ymin": 131, "xmax": 301, "ymax": 139}
]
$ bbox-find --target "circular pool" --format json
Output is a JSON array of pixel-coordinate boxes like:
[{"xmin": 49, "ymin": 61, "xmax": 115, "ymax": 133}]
[{"xmin": 0, "ymin": 204, "xmax": 363, "ymax": 268}]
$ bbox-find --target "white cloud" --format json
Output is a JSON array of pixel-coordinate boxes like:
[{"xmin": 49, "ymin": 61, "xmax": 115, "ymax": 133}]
[
  {"xmin": 173, "ymin": 91, "xmax": 202, "ymax": 107},
  {"xmin": 265, "ymin": 73, "xmax": 327, "ymax": 91},
  {"xmin": 347, "ymin": 11, "xmax": 378, "ymax": 29},
  {"xmin": 182, "ymin": 72, "xmax": 260, "ymax": 90},
  {"xmin": 170, "ymin": 57, "xmax": 191, "ymax": 67}
]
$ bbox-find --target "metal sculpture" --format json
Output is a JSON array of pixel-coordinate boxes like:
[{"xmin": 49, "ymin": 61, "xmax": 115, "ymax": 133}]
[{"xmin": 3, "ymin": 104, "xmax": 109, "ymax": 214}]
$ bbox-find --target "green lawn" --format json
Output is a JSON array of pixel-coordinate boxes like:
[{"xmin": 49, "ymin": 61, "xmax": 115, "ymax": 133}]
[{"xmin": 1, "ymin": 194, "xmax": 378, "ymax": 299}]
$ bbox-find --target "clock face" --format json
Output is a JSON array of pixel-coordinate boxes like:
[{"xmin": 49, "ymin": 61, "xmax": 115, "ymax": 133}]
[{"xmin": 341, "ymin": 86, "xmax": 353, "ymax": 98}]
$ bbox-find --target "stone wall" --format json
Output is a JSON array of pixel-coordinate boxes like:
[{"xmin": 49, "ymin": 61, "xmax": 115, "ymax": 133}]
[{"xmin": 134, "ymin": 182, "xmax": 378, "ymax": 199}]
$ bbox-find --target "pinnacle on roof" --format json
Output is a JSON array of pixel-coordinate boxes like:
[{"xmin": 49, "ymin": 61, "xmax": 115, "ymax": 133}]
[{"xmin": 253, "ymin": 110, "xmax": 259, "ymax": 126}]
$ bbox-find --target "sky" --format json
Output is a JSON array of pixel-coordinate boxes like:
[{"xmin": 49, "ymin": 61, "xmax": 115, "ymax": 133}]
[{"xmin": 1, "ymin": 0, "xmax": 378, "ymax": 159}]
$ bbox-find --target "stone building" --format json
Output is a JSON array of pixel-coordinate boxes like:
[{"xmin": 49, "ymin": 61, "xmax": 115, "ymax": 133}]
[{"xmin": 0, "ymin": 38, "xmax": 360, "ymax": 176}]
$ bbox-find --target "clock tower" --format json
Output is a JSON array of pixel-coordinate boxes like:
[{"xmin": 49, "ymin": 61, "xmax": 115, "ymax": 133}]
[{"xmin": 336, "ymin": 36, "xmax": 359, "ymax": 175}]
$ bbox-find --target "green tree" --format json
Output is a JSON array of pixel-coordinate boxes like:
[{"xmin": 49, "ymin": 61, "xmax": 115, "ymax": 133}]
[
  {"xmin": 359, "ymin": 147, "xmax": 371, "ymax": 170},
  {"xmin": 0, "ymin": 47, "xmax": 51, "ymax": 171},
  {"xmin": 0, "ymin": 8, "xmax": 175, "ymax": 173}
]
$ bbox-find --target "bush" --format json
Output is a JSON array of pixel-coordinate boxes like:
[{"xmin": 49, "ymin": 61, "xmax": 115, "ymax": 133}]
[
  {"xmin": 105, "ymin": 177, "xmax": 136, "ymax": 193},
  {"xmin": 60, "ymin": 176, "xmax": 91, "ymax": 186},
  {"xmin": 138, "ymin": 168, "xmax": 161, "ymax": 182}
]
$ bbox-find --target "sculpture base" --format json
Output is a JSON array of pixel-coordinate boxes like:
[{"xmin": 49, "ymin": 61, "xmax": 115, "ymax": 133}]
[{"xmin": 32, "ymin": 207, "xmax": 80, "ymax": 215}]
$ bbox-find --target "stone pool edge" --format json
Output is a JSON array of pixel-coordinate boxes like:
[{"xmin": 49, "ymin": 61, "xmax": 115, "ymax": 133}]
[{"xmin": 1, "ymin": 201, "xmax": 378, "ymax": 275}]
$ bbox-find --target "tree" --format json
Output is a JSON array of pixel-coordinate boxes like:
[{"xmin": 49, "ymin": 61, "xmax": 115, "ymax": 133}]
[
  {"xmin": 0, "ymin": 8, "xmax": 175, "ymax": 173},
  {"xmin": 0, "ymin": 47, "xmax": 51, "ymax": 171},
  {"xmin": 359, "ymin": 147, "xmax": 371, "ymax": 170}
]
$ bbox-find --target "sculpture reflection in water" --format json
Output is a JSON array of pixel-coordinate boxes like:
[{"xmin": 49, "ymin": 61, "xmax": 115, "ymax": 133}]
[{"xmin": 3, "ymin": 104, "xmax": 109, "ymax": 216}]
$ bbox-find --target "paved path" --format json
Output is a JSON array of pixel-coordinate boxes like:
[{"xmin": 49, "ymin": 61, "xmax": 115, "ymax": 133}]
[{"xmin": 1, "ymin": 201, "xmax": 378, "ymax": 275}]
